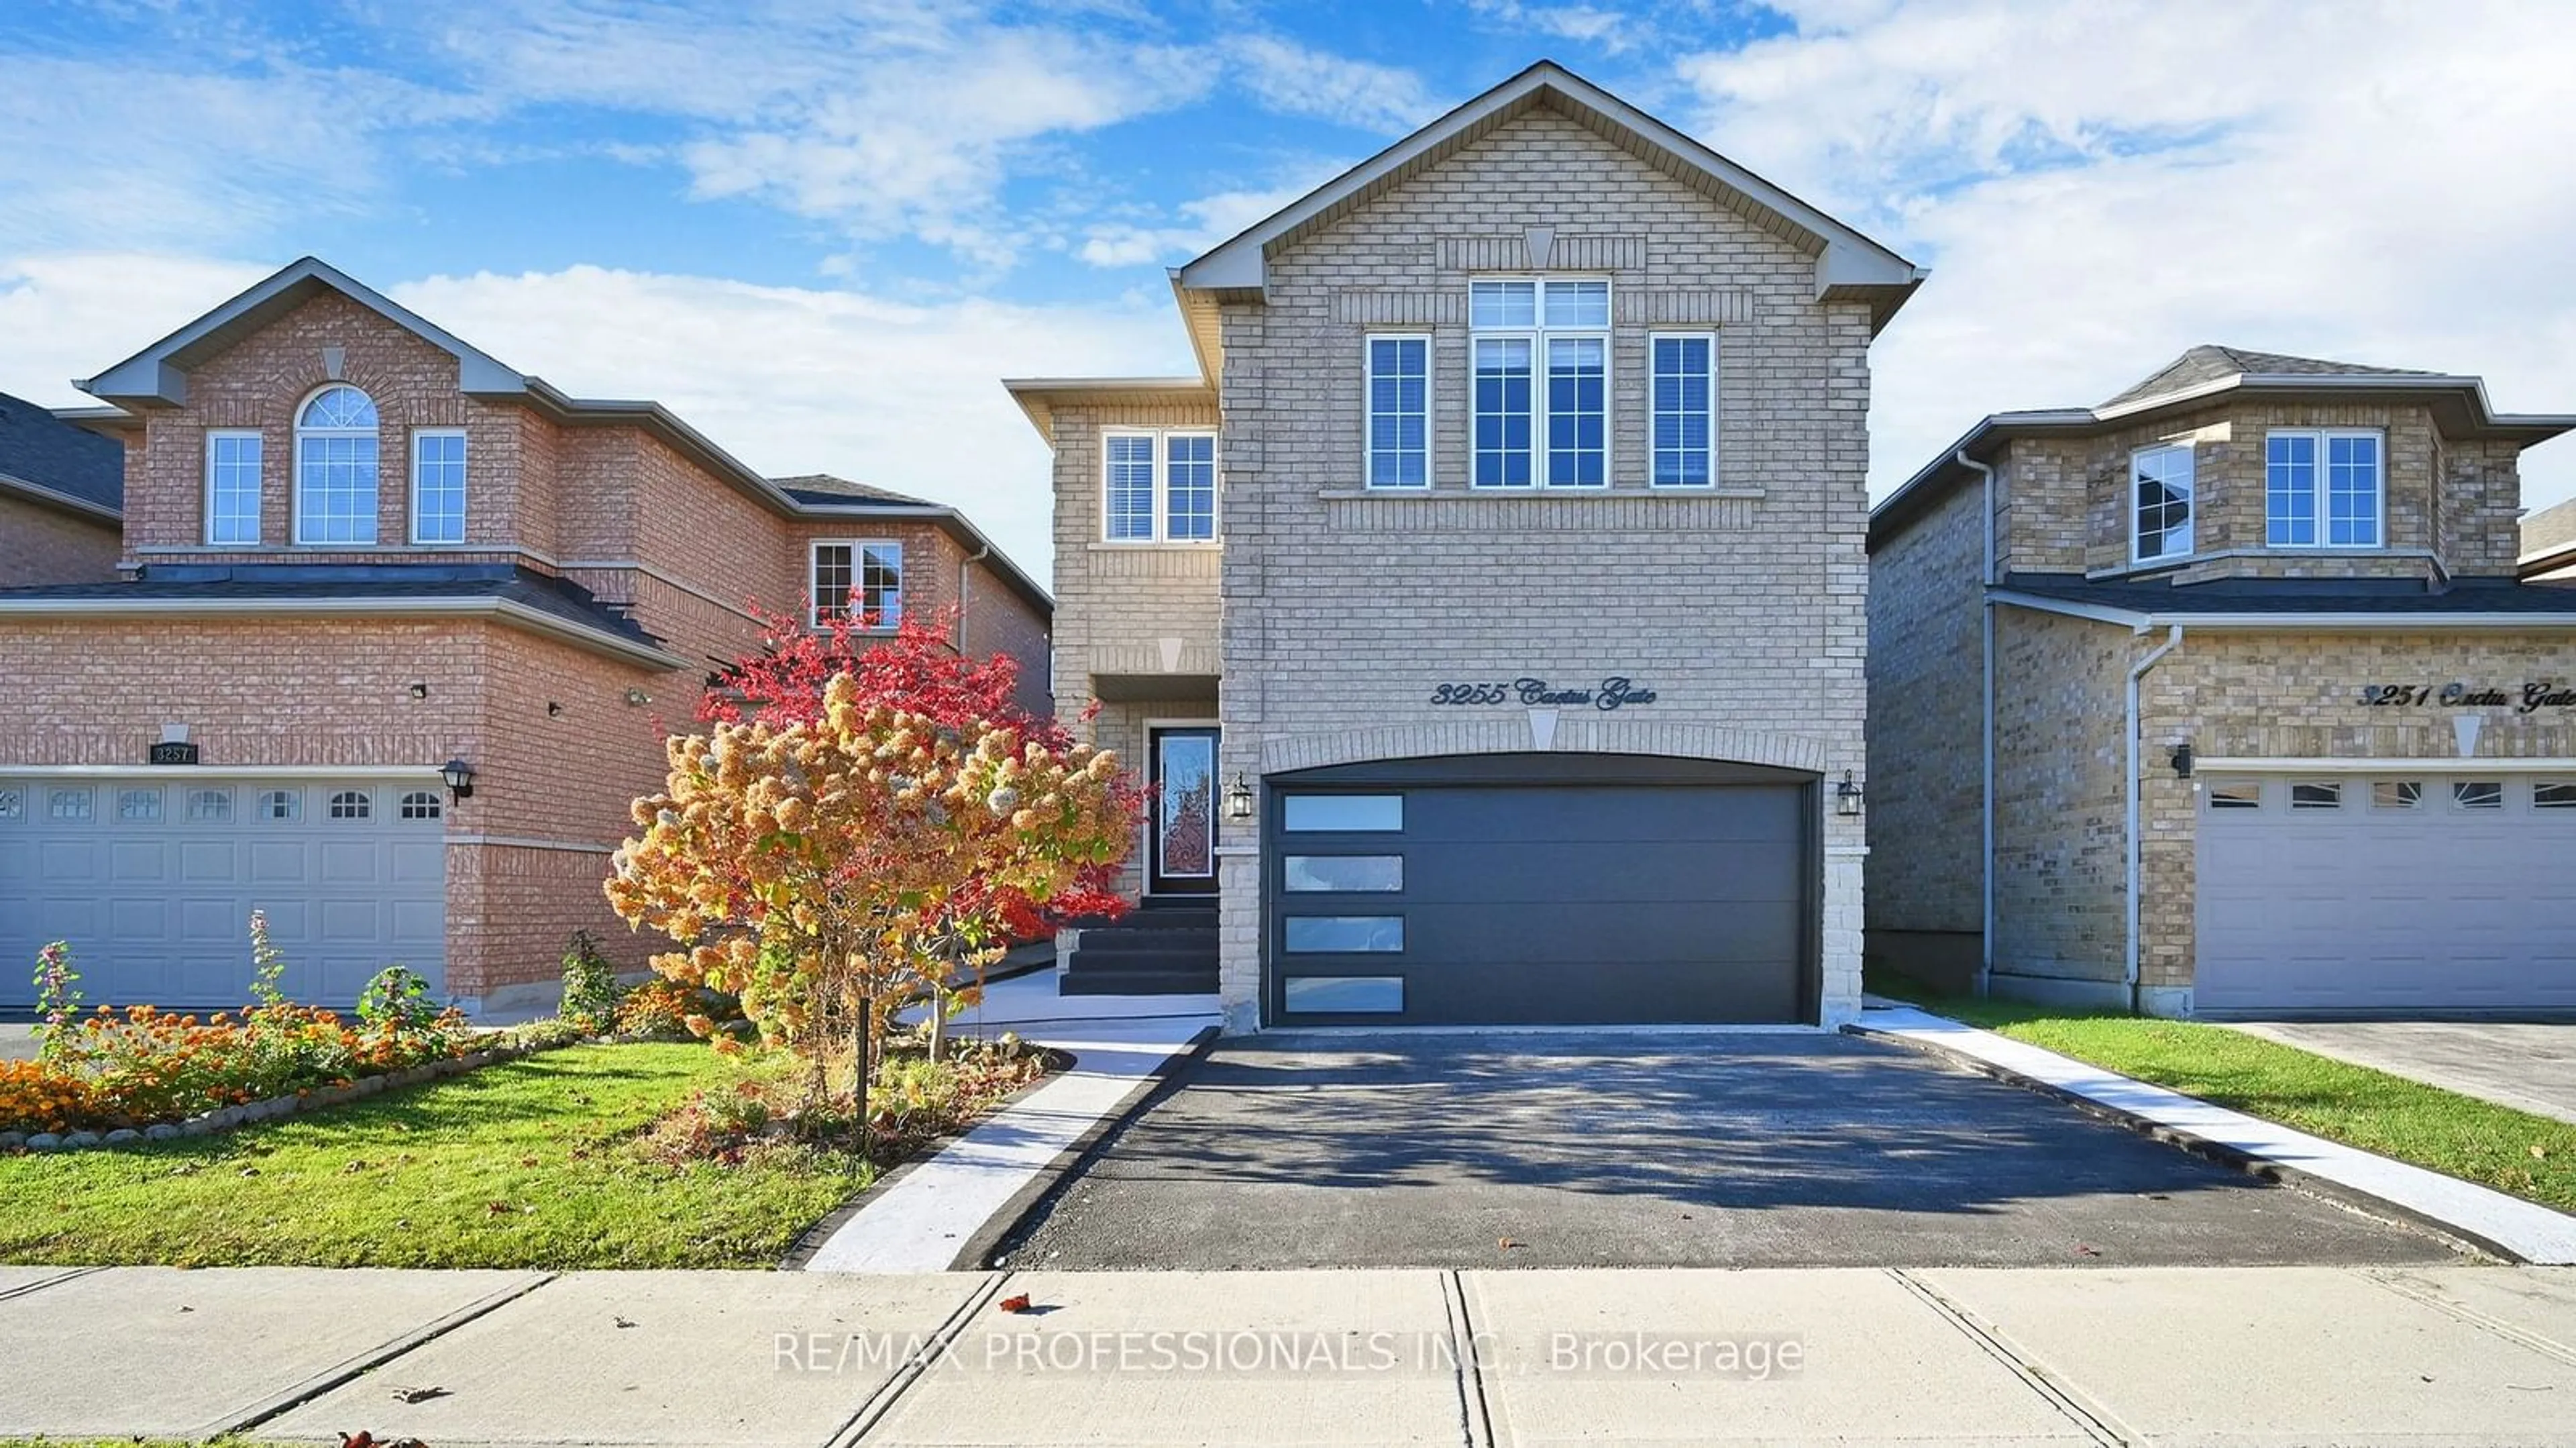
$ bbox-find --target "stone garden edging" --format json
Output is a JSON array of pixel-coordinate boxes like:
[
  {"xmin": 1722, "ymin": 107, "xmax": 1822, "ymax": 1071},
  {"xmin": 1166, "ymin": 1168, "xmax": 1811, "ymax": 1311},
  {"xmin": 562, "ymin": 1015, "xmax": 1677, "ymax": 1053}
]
[{"xmin": 0, "ymin": 1034, "xmax": 580, "ymax": 1155}]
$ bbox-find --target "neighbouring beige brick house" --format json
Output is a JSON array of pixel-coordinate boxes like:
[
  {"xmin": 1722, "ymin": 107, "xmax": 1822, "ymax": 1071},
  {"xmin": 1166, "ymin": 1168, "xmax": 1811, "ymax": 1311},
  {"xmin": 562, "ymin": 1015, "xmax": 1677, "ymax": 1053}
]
[
  {"xmin": 0, "ymin": 258, "xmax": 1050, "ymax": 1013},
  {"xmin": 1869, "ymin": 345, "xmax": 2576, "ymax": 1017},
  {"xmin": 1016, "ymin": 62, "xmax": 1921, "ymax": 1031}
]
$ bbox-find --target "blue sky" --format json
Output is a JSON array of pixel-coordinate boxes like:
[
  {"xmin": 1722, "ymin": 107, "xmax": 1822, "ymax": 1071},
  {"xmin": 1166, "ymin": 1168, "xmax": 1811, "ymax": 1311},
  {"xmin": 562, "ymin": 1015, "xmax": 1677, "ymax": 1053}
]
[{"xmin": 4, "ymin": 1, "xmax": 2573, "ymax": 578}]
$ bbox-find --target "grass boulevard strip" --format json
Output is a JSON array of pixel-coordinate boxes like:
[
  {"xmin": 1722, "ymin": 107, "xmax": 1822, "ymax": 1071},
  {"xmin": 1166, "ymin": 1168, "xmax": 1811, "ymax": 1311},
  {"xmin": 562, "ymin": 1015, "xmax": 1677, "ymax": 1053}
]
[{"xmin": 1880, "ymin": 984, "xmax": 2576, "ymax": 1215}]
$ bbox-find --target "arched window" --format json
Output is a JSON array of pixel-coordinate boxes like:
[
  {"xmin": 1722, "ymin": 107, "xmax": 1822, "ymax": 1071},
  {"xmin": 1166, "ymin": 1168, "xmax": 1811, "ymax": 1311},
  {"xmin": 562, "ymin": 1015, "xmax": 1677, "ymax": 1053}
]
[{"xmin": 295, "ymin": 384, "xmax": 380, "ymax": 544}]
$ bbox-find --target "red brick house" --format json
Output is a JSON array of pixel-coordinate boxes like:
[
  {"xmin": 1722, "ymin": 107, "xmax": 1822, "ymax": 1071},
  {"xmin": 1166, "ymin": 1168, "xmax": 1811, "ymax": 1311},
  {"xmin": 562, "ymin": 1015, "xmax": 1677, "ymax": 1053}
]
[
  {"xmin": 0, "ymin": 258, "xmax": 1051, "ymax": 1014},
  {"xmin": 0, "ymin": 390, "xmax": 124, "ymax": 586}
]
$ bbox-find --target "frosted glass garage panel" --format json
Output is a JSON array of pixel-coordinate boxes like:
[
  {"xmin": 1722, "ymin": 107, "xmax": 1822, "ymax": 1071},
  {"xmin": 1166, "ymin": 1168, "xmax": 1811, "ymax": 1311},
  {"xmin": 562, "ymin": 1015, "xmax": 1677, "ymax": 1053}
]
[
  {"xmin": 1284, "ymin": 915, "xmax": 1405, "ymax": 953},
  {"xmin": 1284, "ymin": 976, "xmax": 1405, "ymax": 1013},
  {"xmin": 1281, "ymin": 795, "xmax": 1403, "ymax": 832}
]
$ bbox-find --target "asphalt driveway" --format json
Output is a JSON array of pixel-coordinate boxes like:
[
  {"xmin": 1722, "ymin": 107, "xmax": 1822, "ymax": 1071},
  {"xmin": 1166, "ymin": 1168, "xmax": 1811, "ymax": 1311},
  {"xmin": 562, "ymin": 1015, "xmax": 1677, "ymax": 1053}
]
[
  {"xmin": 994, "ymin": 1031, "xmax": 2462, "ymax": 1270},
  {"xmin": 2229, "ymin": 1021, "xmax": 2576, "ymax": 1126}
]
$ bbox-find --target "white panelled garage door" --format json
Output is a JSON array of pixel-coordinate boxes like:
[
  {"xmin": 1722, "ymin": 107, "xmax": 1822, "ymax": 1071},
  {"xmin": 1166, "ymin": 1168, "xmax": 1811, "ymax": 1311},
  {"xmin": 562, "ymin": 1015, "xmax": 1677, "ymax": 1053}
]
[
  {"xmin": 2196, "ymin": 772, "xmax": 2576, "ymax": 1017},
  {"xmin": 0, "ymin": 776, "xmax": 447, "ymax": 1010}
]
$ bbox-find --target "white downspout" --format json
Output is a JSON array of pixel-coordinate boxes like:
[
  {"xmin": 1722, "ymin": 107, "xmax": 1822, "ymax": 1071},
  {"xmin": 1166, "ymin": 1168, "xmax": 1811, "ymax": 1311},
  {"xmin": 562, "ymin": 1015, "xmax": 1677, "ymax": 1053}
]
[
  {"xmin": 955, "ymin": 544, "xmax": 990, "ymax": 656},
  {"xmin": 1956, "ymin": 450, "xmax": 1998, "ymax": 995},
  {"xmin": 2125, "ymin": 623, "xmax": 2184, "ymax": 1013}
]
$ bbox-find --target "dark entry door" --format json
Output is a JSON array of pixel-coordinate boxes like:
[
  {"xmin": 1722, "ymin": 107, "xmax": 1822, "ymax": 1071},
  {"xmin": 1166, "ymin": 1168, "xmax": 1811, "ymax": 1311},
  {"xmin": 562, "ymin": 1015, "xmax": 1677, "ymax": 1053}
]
[
  {"xmin": 1149, "ymin": 727, "xmax": 1220, "ymax": 895},
  {"xmin": 1268, "ymin": 754, "xmax": 1813, "ymax": 1025}
]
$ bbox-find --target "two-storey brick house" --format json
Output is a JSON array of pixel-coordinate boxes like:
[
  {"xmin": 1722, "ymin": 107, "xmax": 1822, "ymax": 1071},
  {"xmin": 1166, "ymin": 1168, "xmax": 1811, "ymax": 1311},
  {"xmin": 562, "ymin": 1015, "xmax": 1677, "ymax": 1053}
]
[
  {"xmin": 1019, "ymin": 63, "xmax": 1923, "ymax": 1031},
  {"xmin": 0, "ymin": 390, "xmax": 124, "ymax": 586},
  {"xmin": 0, "ymin": 258, "xmax": 1050, "ymax": 1014},
  {"xmin": 1869, "ymin": 345, "xmax": 2576, "ymax": 1017}
]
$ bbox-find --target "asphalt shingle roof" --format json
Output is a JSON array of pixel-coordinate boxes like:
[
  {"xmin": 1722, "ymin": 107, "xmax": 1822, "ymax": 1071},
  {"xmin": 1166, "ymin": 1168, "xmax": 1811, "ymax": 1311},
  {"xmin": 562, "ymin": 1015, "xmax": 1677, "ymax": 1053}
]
[
  {"xmin": 770, "ymin": 473, "xmax": 937, "ymax": 507},
  {"xmin": 0, "ymin": 566, "xmax": 663, "ymax": 645},
  {"xmin": 2002, "ymin": 572, "xmax": 2576, "ymax": 617},
  {"xmin": 0, "ymin": 391, "xmax": 123, "ymax": 512},
  {"xmin": 2101, "ymin": 346, "xmax": 2440, "ymax": 411}
]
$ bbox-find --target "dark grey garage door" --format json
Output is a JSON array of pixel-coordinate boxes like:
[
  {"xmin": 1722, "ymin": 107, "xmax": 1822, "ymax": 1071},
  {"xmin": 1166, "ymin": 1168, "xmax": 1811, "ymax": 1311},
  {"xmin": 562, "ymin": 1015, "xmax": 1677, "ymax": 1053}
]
[{"xmin": 1267, "ymin": 754, "xmax": 1813, "ymax": 1026}]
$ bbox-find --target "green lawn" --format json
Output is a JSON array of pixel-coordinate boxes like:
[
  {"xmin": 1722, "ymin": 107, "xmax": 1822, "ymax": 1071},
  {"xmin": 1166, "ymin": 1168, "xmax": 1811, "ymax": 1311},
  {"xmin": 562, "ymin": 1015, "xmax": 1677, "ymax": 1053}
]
[
  {"xmin": 1878, "ymin": 980, "xmax": 2576, "ymax": 1214},
  {"xmin": 0, "ymin": 1044, "xmax": 869, "ymax": 1269}
]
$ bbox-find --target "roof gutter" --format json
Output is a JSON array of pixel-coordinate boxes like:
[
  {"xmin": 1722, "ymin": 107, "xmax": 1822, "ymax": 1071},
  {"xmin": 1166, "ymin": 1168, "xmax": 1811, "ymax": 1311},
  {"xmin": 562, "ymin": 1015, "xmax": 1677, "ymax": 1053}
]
[
  {"xmin": 0, "ymin": 471, "xmax": 121, "ymax": 524},
  {"xmin": 0, "ymin": 594, "xmax": 690, "ymax": 672},
  {"xmin": 1989, "ymin": 590, "xmax": 2576, "ymax": 631}
]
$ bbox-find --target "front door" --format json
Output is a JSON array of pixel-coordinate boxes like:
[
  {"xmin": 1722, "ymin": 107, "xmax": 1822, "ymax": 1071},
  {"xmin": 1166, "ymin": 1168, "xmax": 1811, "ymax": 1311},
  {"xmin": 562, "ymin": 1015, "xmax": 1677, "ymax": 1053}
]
[{"xmin": 1148, "ymin": 727, "xmax": 1220, "ymax": 895}]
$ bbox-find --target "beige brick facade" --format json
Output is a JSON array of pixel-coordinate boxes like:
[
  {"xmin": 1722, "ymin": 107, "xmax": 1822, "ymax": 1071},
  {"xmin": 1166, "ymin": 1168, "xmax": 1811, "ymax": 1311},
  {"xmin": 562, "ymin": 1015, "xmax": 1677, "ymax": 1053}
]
[
  {"xmin": 1868, "ymin": 352, "xmax": 2576, "ymax": 1015},
  {"xmin": 1042, "ymin": 84, "xmax": 1899, "ymax": 1031}
]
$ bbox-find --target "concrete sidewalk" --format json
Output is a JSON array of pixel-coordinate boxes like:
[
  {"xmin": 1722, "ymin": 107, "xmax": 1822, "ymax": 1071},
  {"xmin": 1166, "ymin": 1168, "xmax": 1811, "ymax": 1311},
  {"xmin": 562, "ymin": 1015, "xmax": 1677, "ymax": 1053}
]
[{"xmin": 5, "ymin": 1264, "xmax": 2576, "ymax": 1444}]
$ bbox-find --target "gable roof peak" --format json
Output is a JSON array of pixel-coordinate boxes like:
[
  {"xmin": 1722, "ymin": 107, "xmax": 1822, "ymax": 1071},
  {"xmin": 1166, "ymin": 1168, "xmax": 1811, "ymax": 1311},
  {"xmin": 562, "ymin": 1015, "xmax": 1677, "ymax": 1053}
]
[{"xmin": 1173, "ymin": 59, "xmax": 1923, "ymax": 342}]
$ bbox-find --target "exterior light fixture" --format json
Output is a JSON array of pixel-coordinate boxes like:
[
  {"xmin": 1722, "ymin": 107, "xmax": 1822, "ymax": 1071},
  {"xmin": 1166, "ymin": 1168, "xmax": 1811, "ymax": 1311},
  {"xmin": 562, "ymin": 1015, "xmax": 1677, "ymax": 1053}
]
[
  {"xmin": 2169, "ymin": 743, "xmax": 2194, "ymax": 780},
  {"xmin": 625, "ymin": 687, "xmax": 653, "ymax": 707},
  {"xmin": 1834, "ymin": 770, "xmax": 1864, "ymax": 817},
  {"xmin": 440, "ymin": 758, "xmax": 476, "ymax": 803},
  {"xmin": 409, "ymin": 682, "xmax": 429, "ymax": 701},
  {"xmin": 547, "ymin": 701, "xmax": 563, "ymax": 718},
  {"xmin": 1223, "ymin": 772, "xmax": 1256, "ymax": 821}
]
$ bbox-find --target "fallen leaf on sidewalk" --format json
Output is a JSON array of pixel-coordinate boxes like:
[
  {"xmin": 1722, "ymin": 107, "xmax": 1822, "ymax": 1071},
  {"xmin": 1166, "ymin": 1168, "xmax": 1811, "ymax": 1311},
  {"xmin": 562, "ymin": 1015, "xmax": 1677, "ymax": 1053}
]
[
  {"xmin": 614, "ymin": 1315, "xmax": 637, "ymax": 1329},
  {"xmin": 998, "ymin": 1293, "xmax": 1034, "ymax": 1313},
  {"xmin": 2074, "ymin": 1244, "xmax": 2102, "ymax": 1257},
  {"xmin": 1498, "ymin": 1237, "xmax": 1521, "ymax": 1251},
  {"xmin": 388, "ymin": 1384, "xmax": 451, "ymax": 1402}
]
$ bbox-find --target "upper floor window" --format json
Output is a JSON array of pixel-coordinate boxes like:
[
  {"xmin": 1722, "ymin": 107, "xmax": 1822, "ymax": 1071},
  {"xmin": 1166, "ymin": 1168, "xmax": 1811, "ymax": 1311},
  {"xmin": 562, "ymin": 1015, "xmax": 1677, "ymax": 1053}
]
[
  {"xmin": 295, "ymin": 384, "xmax": 380, "ymax": 545},
  {"xmin": 1650, "ymin": 333, "xmax": 1715, "ymax": 487},
  {"xmin": 2131, "ymin": 444, "xmax": 2195, "ymax": 563},
  {"xmin": 2266, "ymin": 429, "xmax": 2381, "ymax": 548},
  {"xmin": 812, "ymin": 539, "xmax": 902, "ymax": 629},
  {"xmin": 411, "ymin": 429, "xmax": 468, "ymax": 544},
  {"xmin": 1364, "ymin": 335, "xmax": 1430, "ymax": 488},
  {"xmin": 1102, "ymin": 430, "xmax": 1218, "ymax": 542},
  {"xmin": 205, "ymin": 430, "xmax": 263, "ymax": 545},
  {"xmin": 1471, "ymin": 278, "xmax": 1608, "ymax": 488}
]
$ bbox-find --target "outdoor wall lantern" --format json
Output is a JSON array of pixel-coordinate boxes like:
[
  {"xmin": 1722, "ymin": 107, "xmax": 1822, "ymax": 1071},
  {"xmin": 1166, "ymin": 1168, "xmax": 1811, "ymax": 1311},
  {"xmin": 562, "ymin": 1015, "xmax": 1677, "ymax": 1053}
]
[
  {"xmin": 408, "ymin": 681, "xmax": 429, "ymax": 701},
  {"xmin": 2169, "ymin": 743, "xmax": 2194, "ymax": 780},
  {"xmin": 1835, "ymin": 770, "xmax": 1865, "ymax": 817},
  {"xmin": 441, "ymin": 758, "xmax": 477, "ymax": 804},
  {"xmin": 1223, "ymin": 772, "xmax": 1256, "ymax": 822}
]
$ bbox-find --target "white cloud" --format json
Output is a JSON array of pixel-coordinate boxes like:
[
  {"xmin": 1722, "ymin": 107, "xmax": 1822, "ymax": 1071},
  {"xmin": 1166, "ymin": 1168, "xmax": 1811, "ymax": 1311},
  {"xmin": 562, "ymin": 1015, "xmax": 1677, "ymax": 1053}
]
[
  {"xmin": 1460, "ymin": 1, "xmax": 1641, "ymax": 54},
  {"xmin": 1218, "ymin": 36, "xmax": 1443, "ymax": 134},
  {"xmin": 1678, "ymin": 0, "xmax": 2576, "ymax": 512},
  {"xmin": 1075, "ymin": 174, "xmax": 1339, "ymax": 268},
  {"xmin": 0, "ymin": 253, "xmax": 270, "ymax": 401}
]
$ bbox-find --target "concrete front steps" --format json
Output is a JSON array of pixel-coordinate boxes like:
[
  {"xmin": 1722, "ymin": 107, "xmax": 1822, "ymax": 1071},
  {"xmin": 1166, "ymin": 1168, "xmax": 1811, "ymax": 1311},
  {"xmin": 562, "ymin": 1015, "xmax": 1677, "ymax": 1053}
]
[{"xmin": 1061, "ymin": 898, "xmax": 1218, "ymax": 996}]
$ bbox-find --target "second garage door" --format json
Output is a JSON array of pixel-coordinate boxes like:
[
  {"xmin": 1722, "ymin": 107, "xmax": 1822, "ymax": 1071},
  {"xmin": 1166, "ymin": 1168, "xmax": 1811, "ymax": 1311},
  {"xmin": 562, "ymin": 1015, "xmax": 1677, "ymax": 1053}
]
[
  {"xmin": 0, "ymin": 776, "xmax": 449, "ymax": 1011},
  {"xmin": 2195, "ymin": 772, "xmax": 2576, "ymax": 1016},
  {"xmin": 1267, "ymin": 754, "xmax": 1813, "ymax": 1026}
]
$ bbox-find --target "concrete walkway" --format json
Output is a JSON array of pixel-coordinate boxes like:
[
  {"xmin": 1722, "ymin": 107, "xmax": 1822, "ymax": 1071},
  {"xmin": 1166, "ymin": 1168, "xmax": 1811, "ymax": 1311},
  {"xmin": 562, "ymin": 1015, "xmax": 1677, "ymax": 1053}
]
[
  {"xmin": 797, "ymin": 970, "xmax": 1219, "ymax": 1272},
  {"xmin": 2229, "ymin": 1019, "xmax": 2576, "ymax": 1127},
  {"xmin": 5, "ymin": 1263, "xmax": 2576, "ymax": 1444},
  {"xmin": 1857, "ymin": 1003, "xmax": 2576, "ymax": 1265}
]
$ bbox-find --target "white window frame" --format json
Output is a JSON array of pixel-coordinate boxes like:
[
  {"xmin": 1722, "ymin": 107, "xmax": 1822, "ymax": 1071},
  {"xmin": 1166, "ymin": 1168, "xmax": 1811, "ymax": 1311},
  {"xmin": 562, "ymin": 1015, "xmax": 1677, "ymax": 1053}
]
[
  {"xmin": 2130, "ymin": 442, "xmax": 2196, "ymax": 564},
  {"xmin": 409, "ymin": 427, "xmax": 468, "ymax": 545},
  {"xmin": 1098, "ymin": 428, "xmax": 1221, "ymax": 544},
  {"xmin": 809, "ymin": 539, "xmax": 904, "ymax": 631},
  {"xmin": 1362, "ymin": 333, "xmax": 1432, "ymax": 489},
  {"xmin": 1469, "ymin": 276, "xmax": 1611, "ymax": 490},
  {"xmin": 205, "ymin": 429, "xmax": 264, "ymax": 546},
  {"xmin": 1648, "ymin": 331, "xmax": 1717, "ymax": 488},
  {"xmin": 292, "ymin": 384, "xmax": 381, "ymax": 546},
  {"xmin": 2265, "ymin": 427, "xmax": 2385, "ymax": 550}
]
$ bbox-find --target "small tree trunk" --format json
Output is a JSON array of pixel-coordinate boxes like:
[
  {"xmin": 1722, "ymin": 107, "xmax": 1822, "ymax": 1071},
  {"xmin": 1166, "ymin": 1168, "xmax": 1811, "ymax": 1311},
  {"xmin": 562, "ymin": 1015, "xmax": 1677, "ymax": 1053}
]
[{"xmin": 854, "ymin": 993, "xmax": 875, "ymax": 1155}]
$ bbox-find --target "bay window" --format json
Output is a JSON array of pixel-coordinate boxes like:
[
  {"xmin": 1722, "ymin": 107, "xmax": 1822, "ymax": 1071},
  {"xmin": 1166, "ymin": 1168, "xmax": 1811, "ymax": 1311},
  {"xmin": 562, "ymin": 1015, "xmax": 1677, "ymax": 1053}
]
[
  {"xmin": 2131, "ymin": 444, "xmax": 2194, "ymax": 562},
  {"xmin": 2267, "ymin": 429, "xmax": 2381, "ymax": 548}
]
